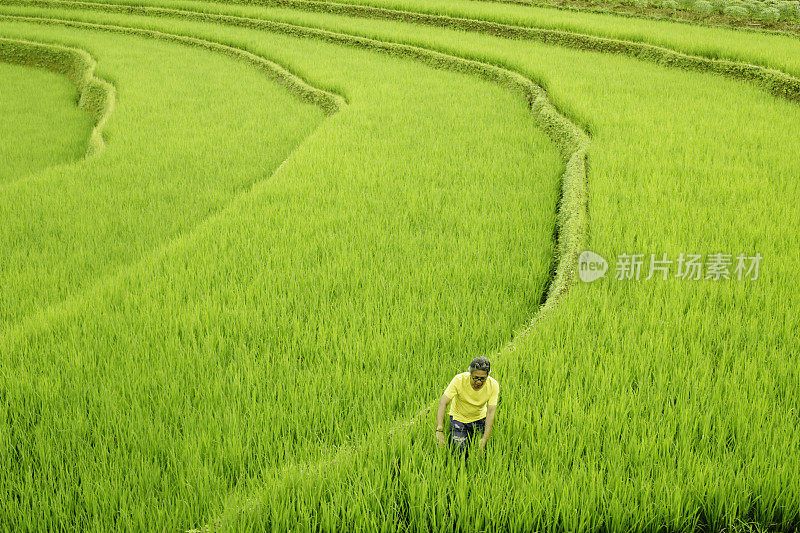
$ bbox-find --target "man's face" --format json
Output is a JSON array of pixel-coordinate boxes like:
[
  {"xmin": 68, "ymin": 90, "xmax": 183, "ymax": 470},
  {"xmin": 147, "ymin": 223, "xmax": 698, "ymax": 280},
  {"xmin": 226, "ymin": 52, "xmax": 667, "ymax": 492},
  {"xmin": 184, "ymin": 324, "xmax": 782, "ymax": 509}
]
[{"xmin": 470, "ymin": 370, "xmax": 488, "ymax": 390}]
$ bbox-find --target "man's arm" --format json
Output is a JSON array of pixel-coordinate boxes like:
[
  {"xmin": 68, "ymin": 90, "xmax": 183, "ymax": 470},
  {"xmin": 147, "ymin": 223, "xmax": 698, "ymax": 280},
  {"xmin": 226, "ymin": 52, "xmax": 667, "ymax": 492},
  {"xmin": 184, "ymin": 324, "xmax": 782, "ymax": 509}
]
[
  {"xmin": 436, "ymin": 394, "xmax": 452, "ymax": 445},
  {"xmin": 480, "ymin": 404, "xmax": 496, "ymax": 449}
]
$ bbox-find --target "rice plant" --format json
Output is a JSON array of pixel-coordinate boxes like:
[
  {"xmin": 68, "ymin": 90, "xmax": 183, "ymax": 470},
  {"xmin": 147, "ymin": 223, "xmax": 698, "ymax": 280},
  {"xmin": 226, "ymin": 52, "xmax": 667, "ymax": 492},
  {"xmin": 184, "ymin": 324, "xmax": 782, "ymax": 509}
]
[
  {"xmin": 0, "ymin": 0, "xmax": 798, "ymax": 530},
  {"xmin": 0, "ymin": 58, "xmax": 93, "ymax": 182}
]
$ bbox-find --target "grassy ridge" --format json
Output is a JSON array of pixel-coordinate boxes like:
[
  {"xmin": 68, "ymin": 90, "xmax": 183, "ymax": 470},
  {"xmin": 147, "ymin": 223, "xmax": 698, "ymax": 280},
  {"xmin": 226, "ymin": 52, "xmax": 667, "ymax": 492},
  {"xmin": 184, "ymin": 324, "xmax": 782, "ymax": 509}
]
[
  {"xmin": 0, "ymin": 12, "xmax": 346, "ymax": 114},
  {"xmin": 242, "ymin": 0, "xmax": 800, "ymax": 75},
  {"xmin": 0, "ymin": 57, "xmax": 92, "ymax": 182},
  {"xmin": 503, "ymin": 0, "xmax": 800, "ymax": 30},
  {"xmin": 24, "ymin": 0, "xmax": 800, "ymax": 103},
  {"xmin": 0, "ymin": 15, "xmax": 564, "ymax": 530},
  {"xmin": 47, "ymin": 0, "xmax": 800, "ymax": 75},
  {"xmin": 523, "ymin": 0, "xmax": 800, "ymax": 26}
]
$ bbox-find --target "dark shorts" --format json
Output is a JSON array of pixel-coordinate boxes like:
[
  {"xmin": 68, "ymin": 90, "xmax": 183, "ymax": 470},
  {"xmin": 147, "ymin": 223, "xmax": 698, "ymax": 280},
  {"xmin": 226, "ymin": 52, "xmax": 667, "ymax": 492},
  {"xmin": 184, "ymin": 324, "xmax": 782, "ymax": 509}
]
[{"xmin": 449, "ymin": 415, "xmax": 485, "ymax": 453}]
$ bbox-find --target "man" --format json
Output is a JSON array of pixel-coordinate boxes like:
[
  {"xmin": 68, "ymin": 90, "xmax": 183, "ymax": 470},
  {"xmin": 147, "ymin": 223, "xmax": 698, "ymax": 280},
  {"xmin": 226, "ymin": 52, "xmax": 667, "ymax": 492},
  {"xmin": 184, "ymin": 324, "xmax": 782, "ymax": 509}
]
[{"xmin": 435, "ymin": 356, "xmax": 498, "ymax": 454}]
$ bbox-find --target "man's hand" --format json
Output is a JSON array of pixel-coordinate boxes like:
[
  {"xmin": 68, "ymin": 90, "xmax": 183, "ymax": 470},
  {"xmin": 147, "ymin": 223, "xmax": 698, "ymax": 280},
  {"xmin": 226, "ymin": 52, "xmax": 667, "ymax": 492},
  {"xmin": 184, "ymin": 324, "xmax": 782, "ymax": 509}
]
[
  {"xmin": 481, "ymin": 404, "xmax": 496, "ymax": 452},
  {"xmin": 435, "ymin": 394, "xmax": 452, "ymax": 448}
]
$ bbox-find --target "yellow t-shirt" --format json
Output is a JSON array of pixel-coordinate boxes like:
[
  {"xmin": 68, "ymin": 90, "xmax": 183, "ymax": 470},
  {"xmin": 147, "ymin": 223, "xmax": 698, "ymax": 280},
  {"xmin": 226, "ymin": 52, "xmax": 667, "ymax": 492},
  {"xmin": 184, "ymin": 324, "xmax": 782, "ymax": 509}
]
[{"xmin": 444, "ymin": 372, "xmax": 499, "ymax": 423}]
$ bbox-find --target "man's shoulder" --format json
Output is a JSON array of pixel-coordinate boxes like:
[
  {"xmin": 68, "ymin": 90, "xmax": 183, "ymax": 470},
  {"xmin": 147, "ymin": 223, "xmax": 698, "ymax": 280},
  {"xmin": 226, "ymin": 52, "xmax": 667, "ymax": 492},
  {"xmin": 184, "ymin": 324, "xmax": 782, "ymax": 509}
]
[
  {"xmin": 446, "ymin": 372, "xmax": 469, "ymax": 389},
  {"xmin": 489, "ymin": 376, "xmax": 499, "ymax": 389},
  {"xmin": 454, "ymin": 371, "xmax": 469, "ymax": 383},
  {"xmin": 456, "ymin": 372, "xmax": 471, "ymax": 384}
]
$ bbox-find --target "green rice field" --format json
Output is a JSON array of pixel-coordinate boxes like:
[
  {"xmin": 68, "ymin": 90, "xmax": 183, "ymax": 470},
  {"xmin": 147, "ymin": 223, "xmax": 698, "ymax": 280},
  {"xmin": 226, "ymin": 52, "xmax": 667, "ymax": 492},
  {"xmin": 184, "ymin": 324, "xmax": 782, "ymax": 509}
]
[
  {"xmin": 0, "ymin": 59, "xmax": 92, "ymax": 182},
  {"xmin": 0, "ymin": 0, "xmax": 798, "ymax": 530}
]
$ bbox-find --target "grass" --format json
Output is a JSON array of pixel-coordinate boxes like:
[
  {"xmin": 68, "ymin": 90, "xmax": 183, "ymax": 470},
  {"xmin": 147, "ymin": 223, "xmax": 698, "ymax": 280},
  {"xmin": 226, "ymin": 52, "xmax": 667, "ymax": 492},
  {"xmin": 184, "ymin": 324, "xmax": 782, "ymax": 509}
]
[
  {"xmin": 165, "ymin": 0, "xmax": 800, "ymax": 76},
  {"xmin": 10, "ymin": 0, "xmax": 800, "ymax": 109},
  {"xmin": 182, "ymin": 6, "xmax": 799, "ymax": 531},
  {"xmin": 0, "ymin": 23, "xmax": 328, "ymax": 329},
  {"xmin": 528, "ymin": 0, "xmax": 800, "ymax": 26},
  {"xmin": 0, "ymin": 0, "xmax": 798, "ymax": 530},
  {"xmin": 0, "ymin": 58, "xmax": 92, "ymax": 183},
  {"xmin": 0, "ymin": 12, "xmax": 564, "ymax": 530}
]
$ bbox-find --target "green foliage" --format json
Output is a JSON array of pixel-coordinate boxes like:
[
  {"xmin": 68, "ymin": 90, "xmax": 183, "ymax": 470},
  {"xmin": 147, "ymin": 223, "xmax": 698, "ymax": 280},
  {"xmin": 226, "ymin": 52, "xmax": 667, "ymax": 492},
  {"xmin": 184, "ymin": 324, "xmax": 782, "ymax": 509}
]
[
  {"xmin": 0, "ymin": 37, "xmax": 114, "ymax": 158},
  {"xmin": 42, "ymin": 0, "xmax": 800, "ymax": 76},
  {"xmin": 710, "ymin": 0, "xmax": 729, "ymax": 12},
  {"xmin": 0, "ymin": 0, "xmax": 799, "ymax": 530},
  {"xmin": 0, "ymin": 9, "xmax": 565, "ymax": 529},
  {"xmin": 692, "ymin": 0, "xmax": 714, "ymax": 14},
  {"xmin": 776, "ymin": 1, "xmax": 796, "ymax": 20},
  {"xmin": 724, "ymin": 3, "xmax": 751, "ymax": 16},
  {"xmin": 0, "ymin": 59, "xmax": 90, "ymax": 182},
  {"xmin": 43, "ymin": 0, "xmax": 800, "ymax": 103},
  {"xmin": 743, "ymin": 1, "xmax": 763, "ymax": 15},
  {"xmin": 758, "ymin": 5, "xmax": 779, "ymax": 21}
]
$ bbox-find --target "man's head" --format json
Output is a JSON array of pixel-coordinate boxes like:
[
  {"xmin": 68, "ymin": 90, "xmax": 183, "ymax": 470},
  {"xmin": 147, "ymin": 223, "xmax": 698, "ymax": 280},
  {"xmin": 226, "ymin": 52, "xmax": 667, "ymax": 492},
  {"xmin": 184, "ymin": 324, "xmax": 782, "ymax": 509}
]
[{"xmin": 469, "ymin": 357, "xmax": 490, "ymax": 391}]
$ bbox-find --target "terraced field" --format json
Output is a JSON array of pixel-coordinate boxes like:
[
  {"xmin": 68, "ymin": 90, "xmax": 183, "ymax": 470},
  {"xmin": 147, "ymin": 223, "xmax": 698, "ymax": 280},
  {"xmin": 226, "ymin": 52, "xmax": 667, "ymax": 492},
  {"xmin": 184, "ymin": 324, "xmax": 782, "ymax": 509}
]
[
  {"xmin": 0, "ymin": 54, "xmax": 93, "ymax": 182},
  {"xmin": 0, "ymin": 0, "xmax": 798, "ymax": 530}
]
